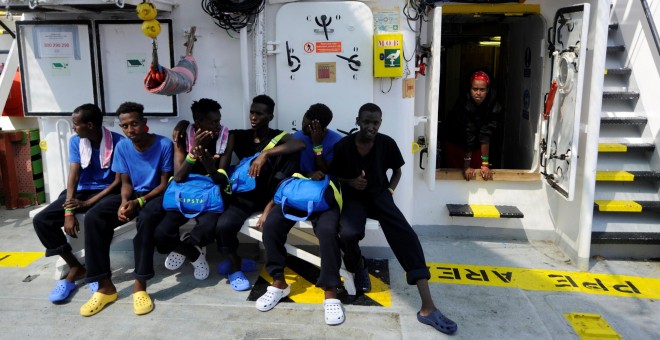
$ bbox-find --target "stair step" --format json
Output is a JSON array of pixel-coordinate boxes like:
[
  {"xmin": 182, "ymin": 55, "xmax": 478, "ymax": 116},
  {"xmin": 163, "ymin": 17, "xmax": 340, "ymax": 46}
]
[
  {"xmin": 447, "ymin": 204, "xmax": 523, "ymax": 218},
  {"xmin": 604, "ymin": 67, "xmax": 631, "ymax": 76},
  {"xmin": 593, "ymin": 200, "xmax": 660, "ymax": 213},
  {"xmin": 591, "ymin": 232, "xmax": 660, "ymax": 244},
  {"xmin": 602, "ymin": 91, "xmax": 640, "ymax": 100},
  {"xmin": 598, "ymin": 142, "xmax": 655, "ymax": 152},
  {"xmin": 596, "ymin": 171, "xmax": 660, "ymax": 181},
  {"xmin": 607, "ymin": 45, "xmax": 626, "ymax": 52},
  {"xmin": 600, "ymin": 115, "xmax": 646, "ymax": 125},
  {"xmin": 608, "ymin": 23, "xmax": 619, "ymax": 30}
]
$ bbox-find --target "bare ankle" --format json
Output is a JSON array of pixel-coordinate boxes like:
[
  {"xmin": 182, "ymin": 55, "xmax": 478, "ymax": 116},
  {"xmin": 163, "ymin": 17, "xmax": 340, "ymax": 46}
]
[{"xmin": 272, "ymin": 278, "xmax": 288, "ymax": 289}]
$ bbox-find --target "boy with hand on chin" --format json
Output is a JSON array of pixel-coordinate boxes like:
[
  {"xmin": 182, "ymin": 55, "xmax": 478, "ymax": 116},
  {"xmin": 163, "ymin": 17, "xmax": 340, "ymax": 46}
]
[
  {"xmin": 330, "ymin": 103, "xmax": 458, "ymax": 335},
  {"xmin": 80, "ymin": 102, "xmax": 173, "ymax": 317}
]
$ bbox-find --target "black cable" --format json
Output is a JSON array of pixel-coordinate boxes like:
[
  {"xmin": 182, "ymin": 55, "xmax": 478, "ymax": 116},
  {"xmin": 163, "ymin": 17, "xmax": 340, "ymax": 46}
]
[{"xmin": 201, "ymin": 0, "xmax": 265, "ymax": 33}]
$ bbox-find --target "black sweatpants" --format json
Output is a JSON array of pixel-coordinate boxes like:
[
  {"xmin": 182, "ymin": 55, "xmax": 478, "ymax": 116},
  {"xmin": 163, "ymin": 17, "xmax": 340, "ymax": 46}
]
[
  {"xmin": 154, "ymin": 210, "xmax": 220, "ymax": 254},
  {"xmin": 132, "ymin": 195, "xmax": 167, "ymax": 281},
  {"xmin": 339, "ymin": 190, "xmax": 431, "ymax": 285},
  {"xmin": 79, "ymin": 194, "xmax": 123, "ymax": 283},
  {"xmin": 215, "ymin": 194, "xmax": 262, "ymax": 255},
  {"xmin": 33, "ymin": 189, "xmax": 101, "ymax": 257},
  {"xmin": 263, "ymin": 205, "xmax": 342, "ymax": 289}
]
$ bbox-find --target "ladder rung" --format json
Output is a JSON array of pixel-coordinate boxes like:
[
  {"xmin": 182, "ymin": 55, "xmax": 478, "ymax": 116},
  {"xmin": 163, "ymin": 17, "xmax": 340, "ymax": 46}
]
[
  {"xmin": 600, "ymin": 116, "xmax": 646, "ymax": 125},
  {"xmin": 598, "ymin": 143, "xmax": 655, "ymax": 152},
  {"xmin": 596, "ymin": 171, "xmax": 660, "ymax": 181},
  {"xmin": 592, "ymin": 232, "xmax": 660, "ymax": 244},
  {"xmin": 593, "ymin": 200, "xmax": 660, "ymax": 213}
]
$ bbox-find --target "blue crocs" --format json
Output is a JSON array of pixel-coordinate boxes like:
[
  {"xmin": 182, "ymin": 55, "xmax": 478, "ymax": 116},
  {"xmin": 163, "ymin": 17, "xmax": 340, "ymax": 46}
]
[
  {"xmin": 417, "ymin": 310, "xmax": 458, "ymax": 335},
  {"xmin": 88, "ymin": 281, "xmax": 99, "ymax": 294},
  {"xmin": 217, "ymin": 258, "xmax": 257, "ymax": 275},
  {"xmin": 228, "ymin": 271, "xmax": 251, "ymax": 291},
  {"xmin": 48, "ymin": 279, "xmax": 76, "ymax": 303}
]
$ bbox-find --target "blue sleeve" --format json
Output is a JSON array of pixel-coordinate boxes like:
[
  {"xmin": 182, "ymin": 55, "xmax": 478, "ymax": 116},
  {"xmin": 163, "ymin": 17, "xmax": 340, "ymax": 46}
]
[
  {"xmin": 111, "ymin": 141, "xmax": 129, "ymax": 174},
  {"xmin": 160, "ymin": 138, "xmax": 174, "ymax": 172},
  {"xmin": 292, "ymin": 130, "xmax": 305, "ymax": 140},
  {"xmin": 69, "ymin": 135, "xmax": 81, "ymax": 163}
]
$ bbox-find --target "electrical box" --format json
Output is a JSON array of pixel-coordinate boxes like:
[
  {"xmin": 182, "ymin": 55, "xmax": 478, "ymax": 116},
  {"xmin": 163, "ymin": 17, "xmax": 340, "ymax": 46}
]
[{"xmin": 373, "ymin": 33, "xmax": 403, "ymax": 78}]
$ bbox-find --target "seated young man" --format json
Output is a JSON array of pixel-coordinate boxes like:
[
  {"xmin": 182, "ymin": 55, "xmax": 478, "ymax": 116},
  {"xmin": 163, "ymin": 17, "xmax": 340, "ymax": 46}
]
[
  {"xmin": 256, "ymin": 103, "xmax": 346, "ymax": 325},
  {"xmin": 156, "ymin": 98, "xmax": 233, "ymax": 280},
  {"xmin": 215, "ymin": 94, "xmax": 304, "ymax": 292},
  {"xmin": 329, "ymin": 103, "xmax": 458, "ymax": 335},
  {"xmin": 80, "ymin": 102, "xmax": 173, "ymax": 317},
  {"xmin": 33, "ymin": 103, "xmax": 123, "ymax": 303}
]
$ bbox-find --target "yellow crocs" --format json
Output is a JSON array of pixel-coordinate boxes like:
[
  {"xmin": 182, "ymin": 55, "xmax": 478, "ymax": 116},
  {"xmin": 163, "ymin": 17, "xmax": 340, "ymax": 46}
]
[
  {"xmin": 80, "ymin": 292, "xmax": 117, "ymax": 317},
  {"xmin": 133, "ymin": 291, "xmax": 154, "ymax": 315}
]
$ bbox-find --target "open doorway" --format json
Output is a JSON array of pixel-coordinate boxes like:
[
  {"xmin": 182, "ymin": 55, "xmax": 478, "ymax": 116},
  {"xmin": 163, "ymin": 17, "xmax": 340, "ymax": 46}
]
[{"xmin": 437, "ymin": 12, "xmax": 545, "ymax": 172}]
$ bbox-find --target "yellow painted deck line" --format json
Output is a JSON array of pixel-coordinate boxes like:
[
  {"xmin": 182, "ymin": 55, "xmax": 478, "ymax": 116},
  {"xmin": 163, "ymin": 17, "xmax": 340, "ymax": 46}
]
[
  {"xmin": 596, "ymin": 171, "xmax": 634, "ymax": 181},
  {"xmin": 470, "ymin": 204, "xmax": 500, "ymax": 218},
  {"xmin": 598, "ymin": 143, "xmax": 628, "ymax": 152},
  {"xmin": 259, "ymin": 267, "xmax": 391, "ymax": 306},
  {"xmin": 0, "ymin": 252, "xmax": 43, "ymax": 267},
  {"xmin": 594, "ymin": 200, "xmax": 643, "ymax": 212},
  {"xmin": 565, "ymin": 313, "xmax": 622, "ymax": 339},
  {"xmin": 429, "ymin": 263, "xmax": 660, "ymax": 299}
]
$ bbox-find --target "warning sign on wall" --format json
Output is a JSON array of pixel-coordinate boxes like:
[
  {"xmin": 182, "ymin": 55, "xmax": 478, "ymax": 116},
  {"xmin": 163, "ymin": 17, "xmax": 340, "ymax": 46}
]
[
  {"xmin": 315, "ymin": 41, "xmax": 342, "ymax": 53},
  {"xmin": 316, "ymin": 62, "xmax": 336, "ymax": 83}
]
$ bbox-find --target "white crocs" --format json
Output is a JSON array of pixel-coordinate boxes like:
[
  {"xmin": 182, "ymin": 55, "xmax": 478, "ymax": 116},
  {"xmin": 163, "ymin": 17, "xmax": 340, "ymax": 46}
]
[
  {"xmin": 324, "ymin": 299, "xmax": 345, "ymax": 325},
  {"xmin": 255, "ymin": 285, "xmax": 290, "ymax": 312},
  {"xmin": 190, "ymin": 246, "xmax": 209, "ymax": 280},
  {"xmin": 164, "ymin": 251, "xmax": 186, "ymax": 270}
]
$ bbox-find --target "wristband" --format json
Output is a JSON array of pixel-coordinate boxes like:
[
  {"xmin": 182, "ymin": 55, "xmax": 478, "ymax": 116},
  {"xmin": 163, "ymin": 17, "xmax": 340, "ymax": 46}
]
[
  {"xmin": 388, "ymin": 187, "xmax": 395, "ymax": 195},
  {"xmin": 64, "ymin": 208, "xmax": 73, "ymax": 213},
  {"xmin": 481, "ymin": 165, "xmax": 490, "ymax": 170},
  {"xmin": 185, "ymin": 154, "xmax": 197, "ymax": 164},
  {"xmin": 64, "ymin": 212, "xmax": 74, "ymax": 217},
  {"xmin": 481, "ymin": 155, "xmax": 489, "ymax": 161},
  {"xmin": 136, "ymin": 197, "xmax": 146, "ymax": 207},
  {"xmin": 313, "ymin": 145, "xmax": 323, "ymax": 150},
  {"xmin": 314, "ymin": 149, "xmax": 323, "ymax": 156},
  {"xmin": 463, "ymin": 157, "xmax": 472, "ymax": 161}
]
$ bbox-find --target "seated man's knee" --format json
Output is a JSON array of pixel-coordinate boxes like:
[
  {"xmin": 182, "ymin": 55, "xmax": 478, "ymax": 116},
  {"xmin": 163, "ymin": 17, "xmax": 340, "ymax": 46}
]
[{"xmin": 339, "ymin": 226, "xmax": 365, "ymax": 243}]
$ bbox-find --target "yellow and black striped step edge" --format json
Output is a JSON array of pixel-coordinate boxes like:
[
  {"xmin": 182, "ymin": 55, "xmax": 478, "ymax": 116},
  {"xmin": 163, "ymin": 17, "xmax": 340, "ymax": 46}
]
[
  {"xmin": 596, "ymin": 170, "xmax": 660, "ymax": 182},
  {"xmin": 447, "ymin": 204, "xmax": 523, "ymax": 218},
  {"xmin": 598, "ymin": 142, "xmax": 655, "ymax": 152},
  {"xmin": 594, "ymin": 200, "xmax": 660, "ymax": 213}
]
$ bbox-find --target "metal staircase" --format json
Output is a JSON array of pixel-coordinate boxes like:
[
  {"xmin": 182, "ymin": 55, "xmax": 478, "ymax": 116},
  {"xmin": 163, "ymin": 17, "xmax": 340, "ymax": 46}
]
[{"xmin": 591, "ymin": 10, "xmax": 660, "ymax": 258}]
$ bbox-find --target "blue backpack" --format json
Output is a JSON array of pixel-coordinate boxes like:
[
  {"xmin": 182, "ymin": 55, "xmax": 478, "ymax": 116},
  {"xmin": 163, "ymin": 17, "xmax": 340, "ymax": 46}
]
[
  {"xmin": 273, "ymin": 173, "xmax": 343, "ymax": 221},
  {"xmin": 230, "ymin": 131, "xmax": 287, "ymax": 193},
  {"xmin": 162, "ymin": 173, "xmax": 229, "ymax": 218}
]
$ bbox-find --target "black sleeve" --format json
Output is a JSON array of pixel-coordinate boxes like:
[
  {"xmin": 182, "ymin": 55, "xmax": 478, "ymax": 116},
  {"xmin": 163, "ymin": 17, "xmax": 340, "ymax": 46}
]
[
  {"xmin": 385, "ymin": 136, "xmax": 405, "ymax": 170},
  {"xmin": 329, "ymin": 139, "xmax": 348, "ymax": 177},
  {"xmin": 478, "ymin": 101, "xmax": 502, "ymax": 145}
]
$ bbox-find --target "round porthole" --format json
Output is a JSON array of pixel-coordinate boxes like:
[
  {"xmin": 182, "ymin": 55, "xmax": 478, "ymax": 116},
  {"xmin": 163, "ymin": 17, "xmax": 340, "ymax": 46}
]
[{"xmin": 557, "ymin": 52, "xmax": 577, "ymax": 94}]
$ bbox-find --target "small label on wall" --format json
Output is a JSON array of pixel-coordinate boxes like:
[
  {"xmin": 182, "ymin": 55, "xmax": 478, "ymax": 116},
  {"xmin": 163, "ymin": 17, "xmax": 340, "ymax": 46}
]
[
  {"xmin": 316, "ymin": 62, "xmax": 336, "ymax": 83},
  {"xmin": 403, "ymin": 78, "xmax": 415, "ymax": 98}
]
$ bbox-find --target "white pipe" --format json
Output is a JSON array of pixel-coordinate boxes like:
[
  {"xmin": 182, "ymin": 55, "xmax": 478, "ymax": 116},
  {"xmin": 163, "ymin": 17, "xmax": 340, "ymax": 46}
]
[
  {"xmin": 240, "ymin": 27, "xmax": 249, "ymax": 129},
  {"xmin": 254, "ymin": 11, "xmax": 267, "ymax": 95}
]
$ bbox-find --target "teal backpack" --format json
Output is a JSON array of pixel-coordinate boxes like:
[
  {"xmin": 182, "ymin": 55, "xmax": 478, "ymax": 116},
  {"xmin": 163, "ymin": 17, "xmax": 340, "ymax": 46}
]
[
  {"xmin": 273, "ymin": 173, "xmax": 343, "ymax": 221},
  {"xmin": 230, "ymin": 131, "xmax": 288, "ymax": 193}
]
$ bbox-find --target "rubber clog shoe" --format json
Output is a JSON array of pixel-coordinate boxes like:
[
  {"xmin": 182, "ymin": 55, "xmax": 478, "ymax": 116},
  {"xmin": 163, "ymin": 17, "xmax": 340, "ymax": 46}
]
[
  {"xmin": 228, "ymin": 271, "xmax": 251, "ymax": 291},
  {"xmin": 164, "ymin": 251, "xmax": 186, "ymax": 270},
  {"xmin": 88, "ymin": 282, "xmax": 99, "ymax": 294},
  {"xmin": 355, "ymin": 265, "xmax": 372, "ymax": 293},
  {"xmin": 80, "ymin": 292, "xmax": 117, "ymax": 317},
  {"xmin": 133, "ymin": 291, "xmax": 154, "ymax": 315},
  {"xmin": 255, "ymin": 285, "xmax": 290, "ymax": 311},
  {"xmin": 417, "ymin": 310, "xmax": 458, "ymax": 335},
  {"xmin": 190, "ymin": 246, "xmax": 209, "ymax": 280},
  {"xmin": 217, "ymin": 258, "xmax": 257, "ymax": 275},
  {"xmin": 324, "ymin": 299, "xmax": 345, "ymax": 325},
  {"xmin": 48, "ymin": 279, "xmax": 76, "ymax": 303}
]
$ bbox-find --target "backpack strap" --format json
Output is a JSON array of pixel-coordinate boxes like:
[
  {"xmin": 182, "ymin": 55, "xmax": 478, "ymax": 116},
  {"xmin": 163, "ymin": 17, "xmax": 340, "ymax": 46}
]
[{"xmin": 262, "ymin": 131, "xmax": 288, "ymax": 152}]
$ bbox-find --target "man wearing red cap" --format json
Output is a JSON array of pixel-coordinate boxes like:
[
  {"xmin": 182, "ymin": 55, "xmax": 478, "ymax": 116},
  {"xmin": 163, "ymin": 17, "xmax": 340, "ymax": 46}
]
[{"xmin": 443, "ymin": 70, "xmax": 502, "ymax": 181}]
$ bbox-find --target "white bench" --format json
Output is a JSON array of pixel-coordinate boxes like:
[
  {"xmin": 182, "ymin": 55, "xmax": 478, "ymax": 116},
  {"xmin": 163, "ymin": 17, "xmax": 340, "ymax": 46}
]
[
  {"xmin": 29, "ymin": 206, "xmax": 138, "ymax": 279},
  {"xmin": 238, "ymin": 214, "xmax": 380, "ymax": 296},
  {"xmin": 30, "ymin": 206, "xmax": 381, "ymax": 292}
]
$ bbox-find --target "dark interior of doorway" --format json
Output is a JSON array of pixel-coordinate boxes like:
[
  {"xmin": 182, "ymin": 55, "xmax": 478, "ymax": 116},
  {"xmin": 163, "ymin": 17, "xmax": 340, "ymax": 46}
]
[{"xmin": 438, "ymin": 16, "xmax": 509, "ymax": 169}]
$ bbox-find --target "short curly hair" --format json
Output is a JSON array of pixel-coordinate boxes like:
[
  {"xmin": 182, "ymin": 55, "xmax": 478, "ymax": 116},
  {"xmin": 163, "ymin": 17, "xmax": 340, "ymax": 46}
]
[
  {"xmin": 73, "ymin": 103, "xmax": 103, "ymax": 128},
  {"xmin": 116, "ymin": 102, "xmax": 145, "ymax": 119},
  {"xmin": 304, "ymin": 103, "xmax": 333, "ymax": 128},
  {"xmin": 191, "ymin": 98, "xmax": 222, "ymax": 122},
  {"xmin": 252, "ymin": 94, "xmax": 275, "ymax": 115}
]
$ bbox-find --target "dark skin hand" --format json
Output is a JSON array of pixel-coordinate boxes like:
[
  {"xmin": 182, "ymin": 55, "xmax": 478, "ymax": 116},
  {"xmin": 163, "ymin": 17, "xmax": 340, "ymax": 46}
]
[{"xmin": 350, "ymin": 170, "xmax": 368, "ymax": 190}]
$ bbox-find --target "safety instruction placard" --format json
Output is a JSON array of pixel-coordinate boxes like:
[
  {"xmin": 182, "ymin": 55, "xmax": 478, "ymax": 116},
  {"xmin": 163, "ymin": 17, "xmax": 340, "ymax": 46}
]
[
  {"xmin": 429, "ymin": 262, "xmax": 660, "ymax": 299},
  {"xmin": 315, "ymin": 41, "xmax": 342, "ymax": 53}
]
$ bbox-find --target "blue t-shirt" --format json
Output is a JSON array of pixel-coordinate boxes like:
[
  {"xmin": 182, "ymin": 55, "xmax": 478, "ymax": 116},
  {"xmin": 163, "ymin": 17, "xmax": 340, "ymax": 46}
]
[
  {"xmin": 293, "ymin": 129, "xmax": 343, "ymax": 174},
  {"xmin": 69, "ymin": 132, "xmax": 124, "ymax": 191},
  {"xmin": 111, "ymin": 134, "xmax": 174, "ymax": 193}
]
